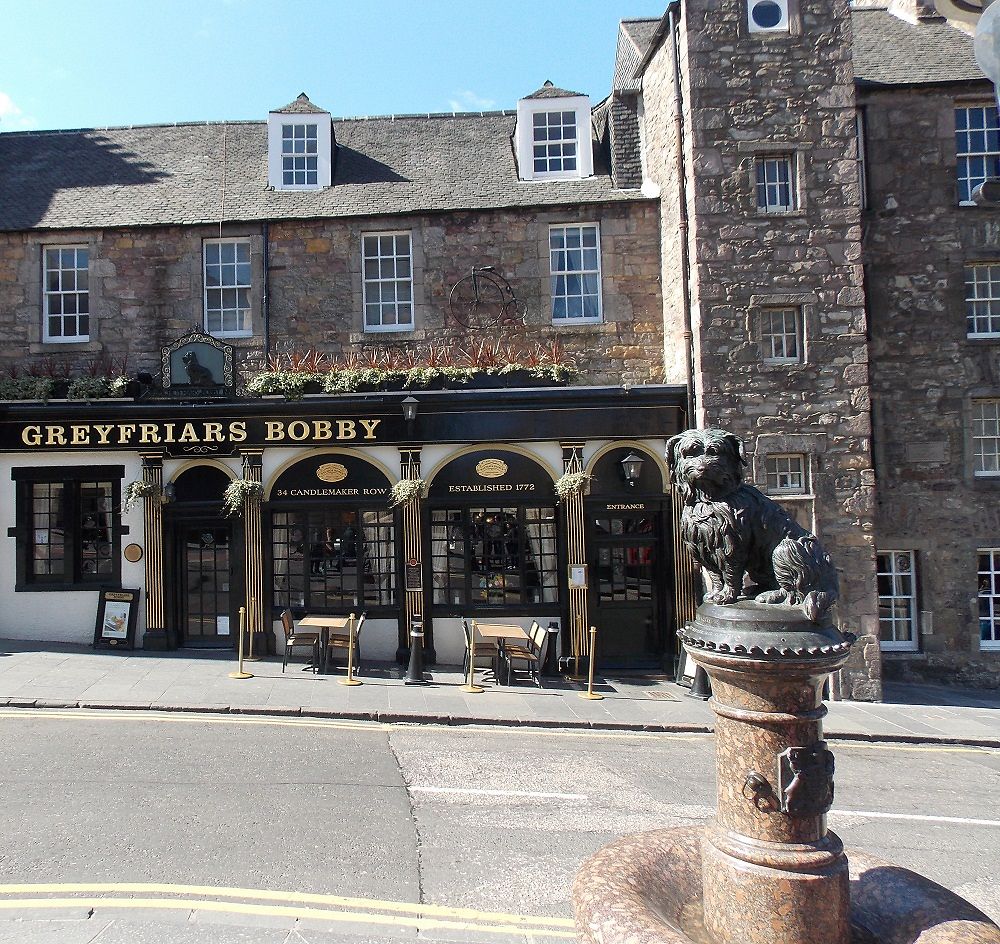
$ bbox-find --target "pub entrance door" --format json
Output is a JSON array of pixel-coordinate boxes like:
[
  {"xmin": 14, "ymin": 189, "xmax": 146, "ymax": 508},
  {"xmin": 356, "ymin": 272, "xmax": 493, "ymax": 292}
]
[
  {"xmin": 588, "ymin": 508, "xmax": 664, "ymax": 668},
  {"xmin": 583, "ymin": 446, "xmax": 673, "ymax": 671},
  {"xmin": 165, "ymin": 465, "xmax": 239, "ymax": 649},
  {"xmin": 176, "ymin": 520, "xmax": 235, "ymax": 647}
]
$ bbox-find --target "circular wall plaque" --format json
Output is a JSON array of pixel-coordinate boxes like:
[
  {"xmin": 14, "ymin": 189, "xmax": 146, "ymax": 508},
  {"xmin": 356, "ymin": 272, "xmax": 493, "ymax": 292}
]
[
  {"xmin": 123, "ymin": 543, "xmax": 143, "ymax": 563},
  {"xmin": 475, "ymin": 458, "xmax": 509, "ymax": 479},
  {"xmin": 317, "ymin": 462, "xmax": 349, "ymax": 483}
]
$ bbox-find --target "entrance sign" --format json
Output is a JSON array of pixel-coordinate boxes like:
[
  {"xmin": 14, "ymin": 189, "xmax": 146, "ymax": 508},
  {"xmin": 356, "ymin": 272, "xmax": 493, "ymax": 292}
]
[{"xmin": 93, "ymin": 588, "xmax": 140, "ymax": 650}]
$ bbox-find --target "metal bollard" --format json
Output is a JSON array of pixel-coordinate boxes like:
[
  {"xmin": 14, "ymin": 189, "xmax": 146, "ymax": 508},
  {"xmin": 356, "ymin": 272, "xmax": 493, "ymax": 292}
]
[
  {"xmin": 405, "ymin": 616, "xmax": 428, "ymax": 685},
  {"xmin": 579, "ymin": 625, "xmax": 604, "ymax": 700},
  {"xmin": 228, "ymin": 606, "xmax": 253, "ymax": 679},
  {"xmin": 339, "ymin": 612, "xmax": 362, "ymax": 687}
]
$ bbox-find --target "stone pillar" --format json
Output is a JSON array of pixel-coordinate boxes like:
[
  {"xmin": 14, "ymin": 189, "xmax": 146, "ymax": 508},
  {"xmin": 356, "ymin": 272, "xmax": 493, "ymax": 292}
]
[
  {"xmin": 140, "ymin": 453, "xmax": 169, "ymax": 650},
  {"xmin": 681, "ymin": 603, "xmax": 853, "ymax": 944}
]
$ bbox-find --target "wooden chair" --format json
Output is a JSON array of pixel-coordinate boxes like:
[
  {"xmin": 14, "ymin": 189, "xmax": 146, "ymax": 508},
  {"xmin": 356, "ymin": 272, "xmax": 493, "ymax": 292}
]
[
  {"xmin": 503, "ymin": 620, "xmax": 548, "ymax": 687},
  {"xmin": 325, "ymin": 613, "xmax": 367, "ymax": 674},
  {"xmin": 462, "ymin": 617, "xmax": 498, "ymax": 680},
  {"xmin": 281, "ymin": 609, "xmax": 319, "ymax": 673}
]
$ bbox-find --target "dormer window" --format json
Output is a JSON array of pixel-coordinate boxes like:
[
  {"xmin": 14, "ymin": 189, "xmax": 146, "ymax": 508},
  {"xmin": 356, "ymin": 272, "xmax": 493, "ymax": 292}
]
[
  {"xmin": 282, "ymin": 123, "xmax": 318, "ymax": 186},
  {"xmin": 515, "ymin": 81, "xmax": 593, "ymax": 182},
  {"xmin": 267, "ymin": 93, "xmax": 334, "ymax": 191},
  {"xmin": 533, "ymin": 110, "xmax": 578, "ymax": 175}
]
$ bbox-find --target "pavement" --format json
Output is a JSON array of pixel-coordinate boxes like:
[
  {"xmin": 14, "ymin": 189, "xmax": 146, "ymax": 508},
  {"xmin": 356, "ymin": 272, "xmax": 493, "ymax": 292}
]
[{"xmin": 0, "ymin": 638, "xmax": 998, "ymax": 746}]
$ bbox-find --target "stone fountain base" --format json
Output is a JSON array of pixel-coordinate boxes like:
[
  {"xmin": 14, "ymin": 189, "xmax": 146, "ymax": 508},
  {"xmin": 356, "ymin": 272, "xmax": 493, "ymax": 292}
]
[{"xmin": 572, "ymin": 827, "xmax": 1000, "ymax": 944}]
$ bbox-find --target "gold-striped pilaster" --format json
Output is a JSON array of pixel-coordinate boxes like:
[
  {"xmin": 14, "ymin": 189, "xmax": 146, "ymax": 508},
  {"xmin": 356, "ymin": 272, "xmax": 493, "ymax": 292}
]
[
  {"xmin": 562, "ymin": 444, "xmax": 589, "ymax": 668},
  {"xmin": 241, "ymin": 451, "xmax": 265, "ymax": 649},
  {"xmin": 140, "ymin": 454, "xmax": 165, "ymax": 640},
  {"xmin": 399, "ymin": 449, "xmax": 424, "ymax": 649}
]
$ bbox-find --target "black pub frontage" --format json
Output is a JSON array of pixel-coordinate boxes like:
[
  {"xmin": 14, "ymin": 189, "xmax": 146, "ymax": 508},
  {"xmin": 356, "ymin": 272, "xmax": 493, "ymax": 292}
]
[{"xmin": 0, "ymin": 384, "xmax": 689, "ymax": 673}]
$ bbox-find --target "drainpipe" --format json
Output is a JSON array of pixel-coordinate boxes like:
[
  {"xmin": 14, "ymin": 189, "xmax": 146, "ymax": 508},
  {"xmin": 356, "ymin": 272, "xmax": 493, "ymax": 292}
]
[
  {"xmin": 669, "ymin": 0, "xmax": 697, "ymax": 428},
  {"xmin": 262, "ymin": 221, "xmax": 271, "ymax": 357}
]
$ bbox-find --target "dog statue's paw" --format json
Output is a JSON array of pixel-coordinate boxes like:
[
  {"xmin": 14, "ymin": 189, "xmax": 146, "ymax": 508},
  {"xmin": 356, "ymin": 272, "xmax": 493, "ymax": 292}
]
[
  {"xmin": 754, "ymin": 588, "xmax": 789, "ymax": 605},
  {"xmin": 709, "ymin": 586, "xmax": 740, "ymax": 605}
]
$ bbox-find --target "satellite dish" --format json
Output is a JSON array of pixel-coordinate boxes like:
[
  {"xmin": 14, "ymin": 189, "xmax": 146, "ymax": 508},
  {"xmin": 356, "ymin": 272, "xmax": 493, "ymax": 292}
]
[{"xmin": 935, "ymin": 0, "xmax": 986, "ymax": 24}]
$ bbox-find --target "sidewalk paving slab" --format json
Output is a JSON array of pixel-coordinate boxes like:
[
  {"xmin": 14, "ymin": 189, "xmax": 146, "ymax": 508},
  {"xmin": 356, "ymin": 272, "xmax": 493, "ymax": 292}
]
[{"xmin": 0, "ymin": 639, "xmax": 997, "ymax": 747}]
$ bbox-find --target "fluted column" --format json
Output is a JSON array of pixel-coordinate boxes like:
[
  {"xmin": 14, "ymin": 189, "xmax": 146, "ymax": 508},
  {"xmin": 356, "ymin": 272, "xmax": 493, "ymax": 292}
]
[
  {"xmin": 398, "ymin": 448, "xmax": 429, "ymax": 662},
  {"xmin": 562, "ymin": 443, "xmax": 588, "ymax": 673},
  {"xmin": 140, "ymin": 453, "xmax": 168, "ymax": 650},
  {"xmin": 241, "ymin": 450, "xmax": 265, "ymax": 655}
]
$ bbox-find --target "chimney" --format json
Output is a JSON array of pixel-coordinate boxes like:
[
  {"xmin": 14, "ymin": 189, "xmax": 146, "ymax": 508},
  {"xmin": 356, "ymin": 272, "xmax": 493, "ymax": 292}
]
[{"xmin": 888, "ymin": 0, "xmax": 945, "ymax": 22}]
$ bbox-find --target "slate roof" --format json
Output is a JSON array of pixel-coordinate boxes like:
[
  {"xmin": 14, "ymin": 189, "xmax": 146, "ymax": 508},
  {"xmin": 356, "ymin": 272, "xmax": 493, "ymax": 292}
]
[
  {"xmin": 852, "ymin": 7, "xmax": 986, "ymax": 86},
  {"xmin": 615, "ymin": 18, "xmax": 662, "ymax": 93},
  {"xmin": 0, "ymin": 112, "xmax": 638, "ymax": 233},
  {"xmin": 523, "ymin": 81, "xmax": 586, "ymax": 100},
  {"xmin": 271, "ymin": 93, "xmax": 329, "ymax": 115}
]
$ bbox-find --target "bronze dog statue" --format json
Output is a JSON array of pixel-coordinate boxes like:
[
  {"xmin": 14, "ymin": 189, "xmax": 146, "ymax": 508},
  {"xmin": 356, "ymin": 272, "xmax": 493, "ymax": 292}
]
[{"xmin": 666, "ymin": 428, "xmax": 838, "ymax": 621}]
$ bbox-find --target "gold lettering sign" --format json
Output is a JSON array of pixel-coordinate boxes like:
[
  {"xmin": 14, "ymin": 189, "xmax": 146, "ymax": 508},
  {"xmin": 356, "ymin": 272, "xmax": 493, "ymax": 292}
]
[
  {"xmin": 317, "ymin": 462, "xmax": 348, "ymax": 483},
  {"xmin": 475, "ymin": 458, "xmax": 508, "ymax": 479}
]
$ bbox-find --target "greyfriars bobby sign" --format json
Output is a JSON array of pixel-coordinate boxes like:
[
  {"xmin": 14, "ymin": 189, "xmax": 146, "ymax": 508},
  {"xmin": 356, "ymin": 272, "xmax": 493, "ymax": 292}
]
[{"xmin": 161, "ymin": 330, "xmax": 234, "ymax": 397}]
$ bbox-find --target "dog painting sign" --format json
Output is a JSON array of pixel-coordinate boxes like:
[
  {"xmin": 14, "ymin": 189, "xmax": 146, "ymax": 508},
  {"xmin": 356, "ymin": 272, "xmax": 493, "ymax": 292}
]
[{"xmin": 161, "ymin": 330, "xmax": 234, "ymax": 396}]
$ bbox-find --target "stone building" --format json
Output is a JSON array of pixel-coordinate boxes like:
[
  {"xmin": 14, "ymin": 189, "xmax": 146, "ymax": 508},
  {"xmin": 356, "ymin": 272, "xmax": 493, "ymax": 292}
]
[{"xmin": 0, "ymin": 0, "xmax": 996, "ymax": 695}]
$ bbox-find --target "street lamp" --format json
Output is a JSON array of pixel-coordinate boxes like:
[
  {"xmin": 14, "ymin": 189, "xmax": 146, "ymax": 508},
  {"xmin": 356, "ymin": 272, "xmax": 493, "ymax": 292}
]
[
  {"xmin": 620, "ymin": 452, "xmax": 644, "ymax": 487},
  {"xmin": 401, "ymin": 396, "xmax": 419, "ymax": 422}
]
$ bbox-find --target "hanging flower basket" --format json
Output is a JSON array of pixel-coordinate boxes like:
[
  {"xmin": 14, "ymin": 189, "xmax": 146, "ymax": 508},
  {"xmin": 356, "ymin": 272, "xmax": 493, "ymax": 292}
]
[
  {"xmin": 389, "ymin": 477, "xmax": 426, "ymax": 508},
  {"xmin": 554, "ymin": 471, "xmax": 592, "ymax": 502},
  {"xmin": 122, "ymin": 479, "xmax": 159, "ymax": 513},
  {"xmin": 222, "ymin": 479, "xmax": 264, "ymax": 517}
]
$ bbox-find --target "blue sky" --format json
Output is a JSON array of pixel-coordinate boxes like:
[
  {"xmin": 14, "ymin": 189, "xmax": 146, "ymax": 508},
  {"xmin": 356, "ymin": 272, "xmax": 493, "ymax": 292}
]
[{"xmin": 0, "ymin": 1, "xmax": 665, "ymax": 133}]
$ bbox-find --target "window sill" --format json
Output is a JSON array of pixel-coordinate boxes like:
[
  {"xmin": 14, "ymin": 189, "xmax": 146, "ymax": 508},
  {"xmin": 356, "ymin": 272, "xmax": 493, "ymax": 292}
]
[
  {"xmin": 754, "ymin": 209, "xmax": 807, "ymax": 219},
  {"xmin": 881, "ymin": 649, "xmax": 923, "ymax": 658},
  {"xmin": 552, "ymin": 318, "xmax": 604, "ymax": 329},
  {"xmin": 967, "ymin": 335, "xmax": 1000, "ymax": 342},
  {"xmin": 363, "ymin": 326, "xmax": 416, "ymax": 335},
  {"xmin": 15, "ymin": 583, "xmax": 113, "ymax": 593},
  {"xmin": 31, "ymin": 340, "xmax": 103, "ymax": 354}
]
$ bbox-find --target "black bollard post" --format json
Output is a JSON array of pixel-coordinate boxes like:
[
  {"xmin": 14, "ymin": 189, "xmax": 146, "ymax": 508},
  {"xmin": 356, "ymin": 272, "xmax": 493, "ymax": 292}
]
[
  {"xmin": 405, "ymin": 615, "xmax": 428, "ymax": 685},
  {"xmin": 688, "ymin": 664, "xmax": 712, "ymax": 700}
]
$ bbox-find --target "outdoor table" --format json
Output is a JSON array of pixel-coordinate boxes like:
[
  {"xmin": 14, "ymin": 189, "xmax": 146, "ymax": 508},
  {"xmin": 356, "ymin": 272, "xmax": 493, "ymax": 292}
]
[
  {"xmin": 297, "ymin": 614, "xmax": 353, "ymax": 674},
  {"xmin": 473, "ymin": 621, "xmax": 529, "ymax": 685}
]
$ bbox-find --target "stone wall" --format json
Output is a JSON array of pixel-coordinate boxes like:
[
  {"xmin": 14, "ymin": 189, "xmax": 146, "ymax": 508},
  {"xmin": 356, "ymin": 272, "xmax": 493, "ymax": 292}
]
[
  {"xmin": 862, "ymin": 81, "xmax": 1000, "ymax": 688},
  {"xmin": 641, "ymin": 0, "xmax": 881, "ymax": 698},
  {"xmin": 0, "ymin": 201, "xmax": 664, "ymax": 387}
]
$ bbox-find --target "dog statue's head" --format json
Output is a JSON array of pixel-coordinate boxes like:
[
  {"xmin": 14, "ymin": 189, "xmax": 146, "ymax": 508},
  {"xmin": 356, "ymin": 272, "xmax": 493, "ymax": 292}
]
[
  {"xmin": 182, "ymin": 350, "xmax": 199, "ymax": 366},
  {"xmin": 666, "ymin": 428, "xmax": 746, "ymax": 502}
]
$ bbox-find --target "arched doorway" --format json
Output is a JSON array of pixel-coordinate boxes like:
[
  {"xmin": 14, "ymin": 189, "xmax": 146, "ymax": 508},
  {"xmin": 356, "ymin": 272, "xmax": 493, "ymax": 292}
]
[
  {"xmin": 164, "ymin": 464, "xmax": 237, "ymax": 649},
  {"xmin": 586, "ymin": 446, "xmax": 673, "ymax": 670}
]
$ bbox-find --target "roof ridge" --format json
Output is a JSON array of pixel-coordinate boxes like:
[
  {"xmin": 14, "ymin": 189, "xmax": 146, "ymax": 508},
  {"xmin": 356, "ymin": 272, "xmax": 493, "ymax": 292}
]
[{"xmin": 0, "ymin": 110, "xmax": 519, "ymax": 139}]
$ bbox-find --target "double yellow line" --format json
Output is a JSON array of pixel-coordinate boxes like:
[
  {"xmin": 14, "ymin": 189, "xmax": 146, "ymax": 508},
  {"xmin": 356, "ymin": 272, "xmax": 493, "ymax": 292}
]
[{"xmin": 0, "ymin": 882, "xmax": 577, "ymax": 938}]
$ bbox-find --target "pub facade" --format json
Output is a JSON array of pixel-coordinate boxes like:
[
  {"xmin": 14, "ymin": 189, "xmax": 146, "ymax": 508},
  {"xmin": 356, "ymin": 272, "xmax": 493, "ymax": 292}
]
[{"xmin": 0, "ymin": 385, "xmax": 685, "ymax": 669}]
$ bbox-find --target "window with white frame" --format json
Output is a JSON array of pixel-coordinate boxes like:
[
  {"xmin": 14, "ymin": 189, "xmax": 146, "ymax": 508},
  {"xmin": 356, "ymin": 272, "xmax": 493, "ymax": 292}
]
[
  {"xmin": 978, "ymin": 549, "xmax": 1000, "ymax": 649},
  {"xmin": 204, "ymin": 240, "xmax": 251, "ymax": 336},
  {"xmin": 755, "ymin": 154, "xmax": 796, "ymax": 212},
  {"xmin": 550, "ymin": 224, "xmax": 602, "ymax": 322},
  {"xmin": 748, "ymin": 0, "xmax": 789, "ymax": 33},
  {"xmin": 43, "ymin": 246, "xmax": 89, "ymax": 342},
  {"xmin": 533, "ymin": 111, "xmax": 578, "ymax": 175},
  {"xmin": 760, "ymin": 307, "xmax": 802, "ymax": 363},
  {"xmin": 362, "ymin": 232, "xmax": 413, "ymax": 331},
  {"xmin": 281, "ymin": 123, "xmax": 318, "ymax": 187},
  {"xmin": 972, "ymin": 399, "xmax": 1000, "ymax": 475},
  {"xmin": 965, "ymin": 264, "xmax": 1000, "ymax": 338},
  {"xmin": 956, "ymin": 105, "xmax": 1000, "ymax": 205},
  {"xmin": 876, "ymin": 551, "xmax": 919, "ymax": 651},
  {"xmin": 764, "ymin": 454, "xmax": 807, "ymax": 495}
]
